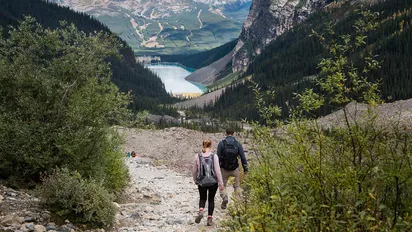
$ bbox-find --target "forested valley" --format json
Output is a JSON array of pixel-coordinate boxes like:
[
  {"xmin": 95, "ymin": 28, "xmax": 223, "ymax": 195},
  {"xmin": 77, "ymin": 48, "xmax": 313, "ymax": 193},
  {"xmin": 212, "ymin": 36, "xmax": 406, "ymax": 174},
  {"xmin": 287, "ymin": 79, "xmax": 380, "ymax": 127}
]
[
  {"xmin": 159, "ymin": 39, "xmax": 238, "ymax": 69},
  {"xmin": 205, "ymin": 0, "xmax": 412, "ymax": 122},
  {"xmin": 0, "ymin": 0, "xmax": 177, "ymax": 115}
]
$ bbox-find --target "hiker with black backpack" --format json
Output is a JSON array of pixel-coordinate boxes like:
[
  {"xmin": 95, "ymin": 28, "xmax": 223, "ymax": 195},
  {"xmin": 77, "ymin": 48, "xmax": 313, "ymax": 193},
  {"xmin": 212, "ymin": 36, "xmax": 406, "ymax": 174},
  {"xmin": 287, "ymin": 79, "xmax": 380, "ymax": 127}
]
[
  {"xmin": 217, "ymin": 127, "xmax": 248, "ymax": 210},
  {"xmin": 192, "ymin": 139, "xmax": 224, "ymax": 226}
]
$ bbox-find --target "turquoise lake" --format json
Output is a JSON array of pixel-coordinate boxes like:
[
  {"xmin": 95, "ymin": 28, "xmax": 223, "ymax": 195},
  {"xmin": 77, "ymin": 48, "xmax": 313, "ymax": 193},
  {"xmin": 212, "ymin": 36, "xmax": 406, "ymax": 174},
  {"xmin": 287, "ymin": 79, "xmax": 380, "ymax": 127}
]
[{"xmin": 146, "ymin": 63, "xmax": 205, "ymax": 94}]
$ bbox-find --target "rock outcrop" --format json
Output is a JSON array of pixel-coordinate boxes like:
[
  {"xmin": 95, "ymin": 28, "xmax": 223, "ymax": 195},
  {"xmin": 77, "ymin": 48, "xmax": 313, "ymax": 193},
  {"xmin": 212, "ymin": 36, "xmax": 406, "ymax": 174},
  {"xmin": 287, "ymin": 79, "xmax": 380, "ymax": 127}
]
[{"xmin": 232, "ymin": 0, "xmax": 328, "ymax": 72}]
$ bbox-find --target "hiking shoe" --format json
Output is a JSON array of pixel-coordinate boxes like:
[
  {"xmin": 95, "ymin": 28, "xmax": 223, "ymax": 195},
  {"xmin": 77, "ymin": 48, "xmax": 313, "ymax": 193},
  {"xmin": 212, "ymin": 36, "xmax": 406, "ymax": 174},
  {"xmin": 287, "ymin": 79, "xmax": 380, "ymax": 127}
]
[
  {"xmin": 195, "ymin": 210, "xmax": 204, "ymax": 223},
  {"xmin": 207, "ymin": 217, "xmax": 214, "ymax": 226},
  {"xmin": 221, "ymin": 199, "xmax": 228, "ymax": 209}
]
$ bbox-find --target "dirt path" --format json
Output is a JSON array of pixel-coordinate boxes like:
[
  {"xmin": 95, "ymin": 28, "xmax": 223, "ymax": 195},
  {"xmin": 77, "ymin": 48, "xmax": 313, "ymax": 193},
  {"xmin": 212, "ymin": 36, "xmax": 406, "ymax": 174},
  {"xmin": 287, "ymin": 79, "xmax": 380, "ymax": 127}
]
[
  {"xmin": 112, "ymin": 127, "xmax": 243, "ymax": 231},
  {"xmin": 114, "ymin": 156, "xmax": 229, "ymax": 231}
]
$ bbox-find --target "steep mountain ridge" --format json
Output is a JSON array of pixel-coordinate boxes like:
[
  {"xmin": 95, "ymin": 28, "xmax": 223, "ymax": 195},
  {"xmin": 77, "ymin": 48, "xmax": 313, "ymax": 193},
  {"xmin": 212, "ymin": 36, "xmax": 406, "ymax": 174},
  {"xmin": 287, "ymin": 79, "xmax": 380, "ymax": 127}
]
[
  {"xmin": 199, "ymin": 0, "xmax": 412, "ymax": 121},
  {"xmin": 179, "ymin": 0, "xmax": 328, "ymax": 84},
  {"xmin": 232, "ymin": 0, "xmax": 329, "ymax": 72}
]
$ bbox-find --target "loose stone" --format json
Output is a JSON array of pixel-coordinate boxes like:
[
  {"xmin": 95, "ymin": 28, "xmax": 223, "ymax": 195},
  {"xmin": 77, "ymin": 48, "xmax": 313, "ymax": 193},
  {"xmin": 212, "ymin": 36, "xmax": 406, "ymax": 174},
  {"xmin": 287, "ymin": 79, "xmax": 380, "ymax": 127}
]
[
  {"xmin": 34, "ymin": 224, "xmax": 46, "ymax": 232},
  {"xmin": 25, "ymin": 223, "xmax": 35, "ymax": 230}
]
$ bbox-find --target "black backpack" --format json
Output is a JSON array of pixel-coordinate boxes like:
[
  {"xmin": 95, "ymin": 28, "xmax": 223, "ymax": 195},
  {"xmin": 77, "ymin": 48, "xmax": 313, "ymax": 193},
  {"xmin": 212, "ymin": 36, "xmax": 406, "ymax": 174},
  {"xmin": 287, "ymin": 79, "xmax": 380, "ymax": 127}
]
[
  {"xmin": 220, "ymin": 138, "xmax": 239, "ymax": 170},
  {"xmin": 196, "ymin": 154, "xmax": 218, "ymax": 187}
]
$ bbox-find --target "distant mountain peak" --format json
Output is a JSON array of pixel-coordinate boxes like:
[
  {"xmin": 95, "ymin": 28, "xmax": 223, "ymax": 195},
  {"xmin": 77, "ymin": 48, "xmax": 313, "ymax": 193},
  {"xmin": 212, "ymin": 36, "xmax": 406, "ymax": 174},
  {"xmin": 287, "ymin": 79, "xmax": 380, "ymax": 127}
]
[{"xmin": 232, "ymin": 0, "xmax": 329, "ymax": 73}]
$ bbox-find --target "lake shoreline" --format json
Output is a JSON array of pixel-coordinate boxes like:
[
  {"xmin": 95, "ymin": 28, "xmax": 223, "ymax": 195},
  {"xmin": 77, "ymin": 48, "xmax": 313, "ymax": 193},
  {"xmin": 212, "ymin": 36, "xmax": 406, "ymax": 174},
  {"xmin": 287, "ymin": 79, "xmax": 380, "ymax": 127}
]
[
  {"xmin": 145, "ymin": 62, "xmax": 205, "ymax": 95},
  {"xmin": 149, "ymin": 62, "xmax": 197, "ymax": 73}
]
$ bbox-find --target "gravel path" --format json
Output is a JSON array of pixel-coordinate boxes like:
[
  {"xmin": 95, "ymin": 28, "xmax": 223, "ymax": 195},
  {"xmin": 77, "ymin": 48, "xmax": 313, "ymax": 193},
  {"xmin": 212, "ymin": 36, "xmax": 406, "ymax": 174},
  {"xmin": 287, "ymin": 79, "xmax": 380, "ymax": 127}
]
[
  {"xmin": 112, "ymin": 127, "xmax": 243, "ymax": 231},
  {"xmin": 113, "ymin": 156, "xmax": 230, "ymax": 232}
]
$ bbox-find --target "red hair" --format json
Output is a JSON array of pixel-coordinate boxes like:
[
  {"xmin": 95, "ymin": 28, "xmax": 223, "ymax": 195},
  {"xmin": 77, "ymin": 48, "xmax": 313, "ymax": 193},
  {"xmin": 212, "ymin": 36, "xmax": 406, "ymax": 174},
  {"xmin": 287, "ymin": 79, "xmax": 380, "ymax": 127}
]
[{"xmin": 202, "ymin": 140, "xmax": 212, "ymax": 153}]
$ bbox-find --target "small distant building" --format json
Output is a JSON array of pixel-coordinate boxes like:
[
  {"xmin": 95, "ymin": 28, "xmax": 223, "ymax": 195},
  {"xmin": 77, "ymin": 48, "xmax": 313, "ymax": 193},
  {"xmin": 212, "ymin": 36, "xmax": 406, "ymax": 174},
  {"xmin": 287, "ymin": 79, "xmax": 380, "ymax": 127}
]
[{"xmin": 136, "ymin": 56, "xmax": 161, "ymax": 64}]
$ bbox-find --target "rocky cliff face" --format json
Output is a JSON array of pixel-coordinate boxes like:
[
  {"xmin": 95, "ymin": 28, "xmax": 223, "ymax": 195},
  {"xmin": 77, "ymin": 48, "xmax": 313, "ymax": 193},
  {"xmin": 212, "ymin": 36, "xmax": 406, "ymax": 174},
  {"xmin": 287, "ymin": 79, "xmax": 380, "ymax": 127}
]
[{"xmin": 232, "ymin": 0, "xmax": 328, "ymax": 73}]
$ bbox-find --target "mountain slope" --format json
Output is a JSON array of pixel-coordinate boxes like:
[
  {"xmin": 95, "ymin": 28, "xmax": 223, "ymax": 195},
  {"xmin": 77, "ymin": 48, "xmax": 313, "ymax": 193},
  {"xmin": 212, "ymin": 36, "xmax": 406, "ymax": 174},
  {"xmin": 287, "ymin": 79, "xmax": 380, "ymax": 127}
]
[
  {"xmin": 177, "ymin": 0, "xmax": 328, "ymax": 86},
  {"xmin": 232, "ymin": 0, "xmax": 329, "ymax": 72},
  {"xmin": 0, "ymin": 0, "xmax": 173, "ymax": 112},
  {"xmin": 206, "ymin": 0, "xmax": 412, "ymax": 121},
  {"xmin": 160, "ymin": 39, "xmax": 238, "ymax": 69},
  {"xmin": 184, "ymin": 51, "xmax": 234, "ymax": 85},
  {"xmin": 48, "ymin": 0, "xmax": 252, "ymax": 55}
]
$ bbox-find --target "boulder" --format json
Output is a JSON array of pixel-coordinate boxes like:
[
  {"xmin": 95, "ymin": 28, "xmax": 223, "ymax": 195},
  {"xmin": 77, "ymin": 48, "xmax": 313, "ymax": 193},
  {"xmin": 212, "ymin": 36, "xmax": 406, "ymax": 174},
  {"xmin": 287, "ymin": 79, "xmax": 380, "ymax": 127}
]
[
  {"xmin": 113, "ymin": 202, "xmax": 121, "ymax": 209},
  {"xmin": 25, "ymin": 223, "xmax": 35, "ymax": 230},
  {"xmin": 34, "ymin": 224, "xmax": 46, "ymax": 232},
  {"xmin": 45, "ymin": 223, "xmax": 57, "ymax": 231},
  {"xmin": 24, "ymin": 217, "xmax": 36, "ymax": 223},
  {"xmin": 58, "ymin": 225, "xmax": 72, "ymax": 232},
  {"xmin": 1, "ymin": 213, "xmax": 24, "ymax": 226}
]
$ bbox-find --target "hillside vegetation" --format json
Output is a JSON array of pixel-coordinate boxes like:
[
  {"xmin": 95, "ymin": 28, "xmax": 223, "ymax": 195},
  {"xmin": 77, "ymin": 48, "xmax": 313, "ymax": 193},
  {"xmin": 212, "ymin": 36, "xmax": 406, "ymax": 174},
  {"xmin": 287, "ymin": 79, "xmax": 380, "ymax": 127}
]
[
  {"xmin": 160, "ymin": 39, "xmax": 238, "ymax": 69},
  {"xmin": 206, "ymin": 0, "xmax": 412, "ymax": 121},
  {"xmin": 0, "ymin": 17, "xmax": 132, "ymax": 226},
  {"xmin": 0, "ymin": 0, "xmax": 175, "ymax": 114},
  {"xmin": 222, "ymin": 10, "xmax": 412, "ymax": 231}
]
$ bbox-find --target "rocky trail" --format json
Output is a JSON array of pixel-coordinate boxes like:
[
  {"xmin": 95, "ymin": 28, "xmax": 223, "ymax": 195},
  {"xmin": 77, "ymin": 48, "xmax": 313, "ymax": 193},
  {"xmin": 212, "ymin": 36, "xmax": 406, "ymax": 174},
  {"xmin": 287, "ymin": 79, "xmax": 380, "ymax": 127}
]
[
  {"xmin": 114, "ymin": 156, "xmax": 230, "ymax": 232},
  {"xmin": 114, "ymin": 127, "xmax": 240, "ymax": 231},
  {"xmin": 1, "ymin": 127, "xmax": 242, "ymax": 232}
]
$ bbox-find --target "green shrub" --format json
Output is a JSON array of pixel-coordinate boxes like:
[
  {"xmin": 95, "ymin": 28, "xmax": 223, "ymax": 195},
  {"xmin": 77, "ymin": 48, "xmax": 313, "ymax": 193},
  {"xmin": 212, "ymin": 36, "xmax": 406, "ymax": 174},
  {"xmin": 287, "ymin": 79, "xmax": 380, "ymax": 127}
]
[
  {"xmin": 222, "ymin": 11, "xmax": 412, "ymax": 231},
  {"xmin": 0, "ymin": 16, "xmax": 130, "ymax": 191},
  {"xmin": 36, "ymin": 168, "xmax": 116, "ymax": 227}
]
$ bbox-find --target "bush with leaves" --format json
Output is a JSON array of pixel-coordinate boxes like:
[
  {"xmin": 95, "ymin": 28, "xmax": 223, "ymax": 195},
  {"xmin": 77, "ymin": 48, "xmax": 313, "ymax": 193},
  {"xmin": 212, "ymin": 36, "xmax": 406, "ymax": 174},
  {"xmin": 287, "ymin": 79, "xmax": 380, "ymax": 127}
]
[
  {"xmin": 0, "ymin": 16, "xmax": 130, "ymax": 191},
  {"xmin": 222, "ymin": 11, "xmax": 412, "ymax": 231},
  {"xmin": 36, "ymin": 168, "xmax": 116, "ymax": 227}
]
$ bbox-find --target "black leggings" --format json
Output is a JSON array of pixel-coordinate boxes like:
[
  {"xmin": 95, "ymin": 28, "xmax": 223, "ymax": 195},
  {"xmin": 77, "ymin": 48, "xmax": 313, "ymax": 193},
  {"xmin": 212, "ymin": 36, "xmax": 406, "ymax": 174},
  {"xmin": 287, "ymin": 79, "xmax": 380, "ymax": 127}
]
[{"xmin": 198, "ymin": 183, "xmax": 218, "ymax": 216}]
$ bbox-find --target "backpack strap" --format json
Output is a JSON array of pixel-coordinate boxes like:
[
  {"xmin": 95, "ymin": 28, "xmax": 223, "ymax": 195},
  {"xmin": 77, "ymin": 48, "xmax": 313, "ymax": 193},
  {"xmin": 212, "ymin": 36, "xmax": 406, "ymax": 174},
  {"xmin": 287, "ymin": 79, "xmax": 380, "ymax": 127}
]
[
  {"xmin": 207, "ymin": 153, "xmax": 215, "ymax": 176},
  {"xmin": 210, "ymin": 153, "xmax": 215, "ymax": 175},
  {"xmin": 223, "ymin": 139, "xmax": 228, "ymax": 155},
  {"xmin": 198, "ymin": 153, "xmax": 204, "ymax": 177}
]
